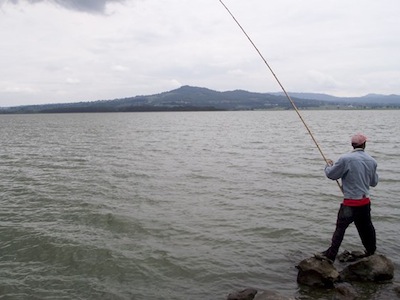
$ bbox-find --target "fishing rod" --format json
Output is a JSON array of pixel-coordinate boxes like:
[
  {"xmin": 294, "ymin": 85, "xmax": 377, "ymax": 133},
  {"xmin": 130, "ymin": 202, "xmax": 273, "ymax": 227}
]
[{"xmin": 218, "ymin": 0, "xmax": 343, "ymax": 193}]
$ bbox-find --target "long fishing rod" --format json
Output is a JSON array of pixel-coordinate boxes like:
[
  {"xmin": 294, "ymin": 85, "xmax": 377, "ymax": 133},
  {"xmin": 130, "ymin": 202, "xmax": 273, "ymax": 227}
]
[{"xmin": 218, "ymin": 0, "xmax": 343, "ymax": 193}]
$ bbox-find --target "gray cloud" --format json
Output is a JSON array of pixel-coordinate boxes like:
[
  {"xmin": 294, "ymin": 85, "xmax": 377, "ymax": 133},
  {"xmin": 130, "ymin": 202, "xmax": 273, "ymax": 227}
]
[
  {"xmin": 1, "ymin": 0, "xmax": 126, "ymax": 13},
  {"xmin": 0, "ymin": 0, "xmax": 399, "ymax": 107}
]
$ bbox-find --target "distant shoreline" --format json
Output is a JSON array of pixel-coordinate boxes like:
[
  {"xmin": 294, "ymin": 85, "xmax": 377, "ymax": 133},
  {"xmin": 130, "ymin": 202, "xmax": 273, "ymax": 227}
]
[
  {"xmin": 1, "ymin": 107, "xmax": 399, "ymax": 115},
  {"xmin": 1, "ymin": 86, "xmax": 399, "ymax": 114}
]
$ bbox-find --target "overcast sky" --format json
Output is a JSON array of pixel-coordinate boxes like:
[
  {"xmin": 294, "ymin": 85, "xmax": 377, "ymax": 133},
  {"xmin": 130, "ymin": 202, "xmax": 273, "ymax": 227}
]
[{"xmin": 0, "ymin": 0, "xmax": 399, "ymax": 107}]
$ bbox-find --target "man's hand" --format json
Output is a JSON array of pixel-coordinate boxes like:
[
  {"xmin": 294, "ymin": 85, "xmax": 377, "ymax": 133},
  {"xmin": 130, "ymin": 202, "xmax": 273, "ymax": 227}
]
[{"xmin": 326, "ymin": 159, "xmax": 334, "ymax": 166}]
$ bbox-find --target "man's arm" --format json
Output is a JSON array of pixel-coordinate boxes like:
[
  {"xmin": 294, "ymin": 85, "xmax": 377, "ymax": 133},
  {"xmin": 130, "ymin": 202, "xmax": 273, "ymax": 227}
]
[
  {"xmin": 370, "ymin": 164, "xmax": 379, "ymax": 187},
  {"xmin": 325, "ymin": 157, "xmax": 346, "ymax": 180}
]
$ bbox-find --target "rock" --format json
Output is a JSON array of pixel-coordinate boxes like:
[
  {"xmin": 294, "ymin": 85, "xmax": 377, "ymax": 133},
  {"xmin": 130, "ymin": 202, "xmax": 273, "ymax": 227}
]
[
  {"xmin": 333, "ymin": 282, "xmax": 358, "ymax": 300},
  {"xmin": 227, "ymin": 288, "xmax": 258, "ymax": 300},
  {"xmin": 227, "ymin": 289, "xmax": 294, "ymax": 300},
  {"xmin": 254, "ymin": 290, "xmax": 294, "ymax": 300},
  {"xmin": 340, "ymin": 254, "xmax": 394, "ymax": 282},
  {"xmin": 394, "ymin": 283, "xmax": 400, "ymax": 296},
  {"xmin": 337, "ymin": 250, "xmax": 368, "ymax": 263},
  {"xmin": 296, "ymin": 256, "xmax": 340, "ymax": 287}
]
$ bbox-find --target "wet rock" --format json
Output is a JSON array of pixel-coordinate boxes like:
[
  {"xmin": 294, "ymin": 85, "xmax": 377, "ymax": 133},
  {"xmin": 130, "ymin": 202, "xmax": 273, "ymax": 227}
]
[
  {"xmin": 296, "ymin": 256, "xmax": 340, "ymax": 287},
  {"xmin": 254, "ymin": 290, "xmax": 294, "ymax": 300},
  {"xmin": 394, "ymin": 283, "xmax": 400, "ymax": 296},
  {"xmin": 337, "ymin": 250, "xmax": 367, "ymax": 263},
  {"xmin": 333, "ymin": 282, "xmax": 358, "ymax": 300},
  {"xmin": 227, "ymin": 288, "xmax": 258, "ymax": 300},
  {"xmin": 340, "ymin": 254, "xmax": 394, "ymax": 282},
  {"xmin": 226, "ymin": 289, "xmax": 294, "ymax": 300}
]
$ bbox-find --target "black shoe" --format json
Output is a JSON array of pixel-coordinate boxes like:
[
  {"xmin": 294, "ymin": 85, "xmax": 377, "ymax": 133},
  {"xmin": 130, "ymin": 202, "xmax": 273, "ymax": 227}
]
[
  {"xmin": 353, "ymin": 250, "xmax": 370, "ymax": 259},
  {"xmin": 364, "ymin": 250, "xmax": 374, "ymax": 257}
]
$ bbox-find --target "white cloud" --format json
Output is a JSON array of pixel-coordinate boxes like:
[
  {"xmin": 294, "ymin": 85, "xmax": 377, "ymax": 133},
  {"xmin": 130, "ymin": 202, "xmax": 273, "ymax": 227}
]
[
  {"xmin": 0, "ymin": 0, "xmax": 399, "ymax": 106},
  {"xmin": 112, "ymin": 65, "xmax": 129, "ymax": 72},
  {"xmin": 3, "ymin": 84, "xmax": 37, "ymax": 94},
  {"xmin": 66, "ymin": 78, "xmax": 81, "ymax": 84},
  {"xmin": 306, "ymin": 70, "xmax": 342, "ymax": 94}
]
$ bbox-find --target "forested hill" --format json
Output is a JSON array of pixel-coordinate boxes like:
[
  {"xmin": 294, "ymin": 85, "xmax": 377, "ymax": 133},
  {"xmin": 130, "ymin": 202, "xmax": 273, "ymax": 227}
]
[{"xmin": 1, "ymin": 86, "xmax": 399, "ymax": 114}]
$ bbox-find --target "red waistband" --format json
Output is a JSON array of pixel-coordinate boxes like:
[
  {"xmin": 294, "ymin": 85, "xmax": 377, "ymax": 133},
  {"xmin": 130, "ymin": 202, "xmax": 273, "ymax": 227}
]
[{"xmin": 343, "ymin": 198, "xmax": 370, "ymax": 206}]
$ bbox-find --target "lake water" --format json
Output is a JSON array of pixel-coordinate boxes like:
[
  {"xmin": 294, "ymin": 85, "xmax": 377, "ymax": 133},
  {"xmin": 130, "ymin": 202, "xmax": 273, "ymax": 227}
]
[{"xmin": 0, "ymin": 110, "xmax": 399, "ymax": 299}]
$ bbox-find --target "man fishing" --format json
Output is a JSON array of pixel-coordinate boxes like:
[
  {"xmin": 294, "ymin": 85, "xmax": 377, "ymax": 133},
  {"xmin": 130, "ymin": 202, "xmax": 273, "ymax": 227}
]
[
  {"xmin": 218, "ymin": 0, "xmax": 381, "ymax": 266},
  {"xmin": 318, "ymin": 133, "xmax": 379, "ymax": 263}
]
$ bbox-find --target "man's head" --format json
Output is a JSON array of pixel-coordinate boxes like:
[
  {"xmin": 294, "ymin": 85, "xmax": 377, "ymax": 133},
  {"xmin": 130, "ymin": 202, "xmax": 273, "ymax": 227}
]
[{"xmin": 351, "ymin": 133, "xmax": 367, "ymax": 149}]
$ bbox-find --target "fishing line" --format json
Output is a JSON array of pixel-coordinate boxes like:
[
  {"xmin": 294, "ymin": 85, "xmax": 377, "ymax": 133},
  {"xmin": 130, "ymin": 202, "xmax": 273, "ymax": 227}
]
[{"xmin": 218, "ymin": 0, "xmax": 343, "ymax": 192}]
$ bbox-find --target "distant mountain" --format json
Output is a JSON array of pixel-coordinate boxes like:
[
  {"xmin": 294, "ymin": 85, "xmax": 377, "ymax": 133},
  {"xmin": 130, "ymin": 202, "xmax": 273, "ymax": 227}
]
[
  {"xmin": 273, "ymin": 92, "xmax": 400, "ymax": 105},
  {"xmin": 1, "ymin": 86, "xmax": 399, "ymax": 114}
]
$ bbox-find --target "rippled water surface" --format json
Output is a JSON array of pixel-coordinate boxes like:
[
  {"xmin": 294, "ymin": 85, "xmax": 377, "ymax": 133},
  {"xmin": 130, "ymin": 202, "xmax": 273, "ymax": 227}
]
[{"xmin": 0, "ymin": 110, "xmax": 399, "ymax": 299}]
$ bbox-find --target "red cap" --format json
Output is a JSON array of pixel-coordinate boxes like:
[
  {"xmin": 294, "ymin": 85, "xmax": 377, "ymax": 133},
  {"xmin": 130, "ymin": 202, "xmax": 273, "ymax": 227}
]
[{"xmin": 351, "ymin": 133, "xmax": 367, "ymax": 146}]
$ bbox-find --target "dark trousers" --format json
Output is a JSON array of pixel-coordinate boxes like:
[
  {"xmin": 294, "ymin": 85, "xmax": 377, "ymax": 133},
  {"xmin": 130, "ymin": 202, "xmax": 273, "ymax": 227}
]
[{"xmin": 325, "ymin": 203, "xmax": 376, "ymax": 260}]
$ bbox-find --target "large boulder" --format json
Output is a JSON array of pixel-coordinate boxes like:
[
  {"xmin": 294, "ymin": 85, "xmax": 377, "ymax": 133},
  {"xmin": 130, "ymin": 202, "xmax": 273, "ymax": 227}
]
[
  {"xmin": 340, "ymin": 254, "xmax": 394, "ymax": 282},
  {"xmin": 296, "ymin": 256, "xmax": 340, "ymax": 287}
]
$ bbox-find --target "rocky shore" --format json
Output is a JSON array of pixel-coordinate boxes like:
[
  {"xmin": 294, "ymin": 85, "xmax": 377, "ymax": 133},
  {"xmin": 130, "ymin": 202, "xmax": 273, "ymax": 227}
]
[{"xmin": 227, "ymin": 251, "xmax": 396, "ymax": 300}]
